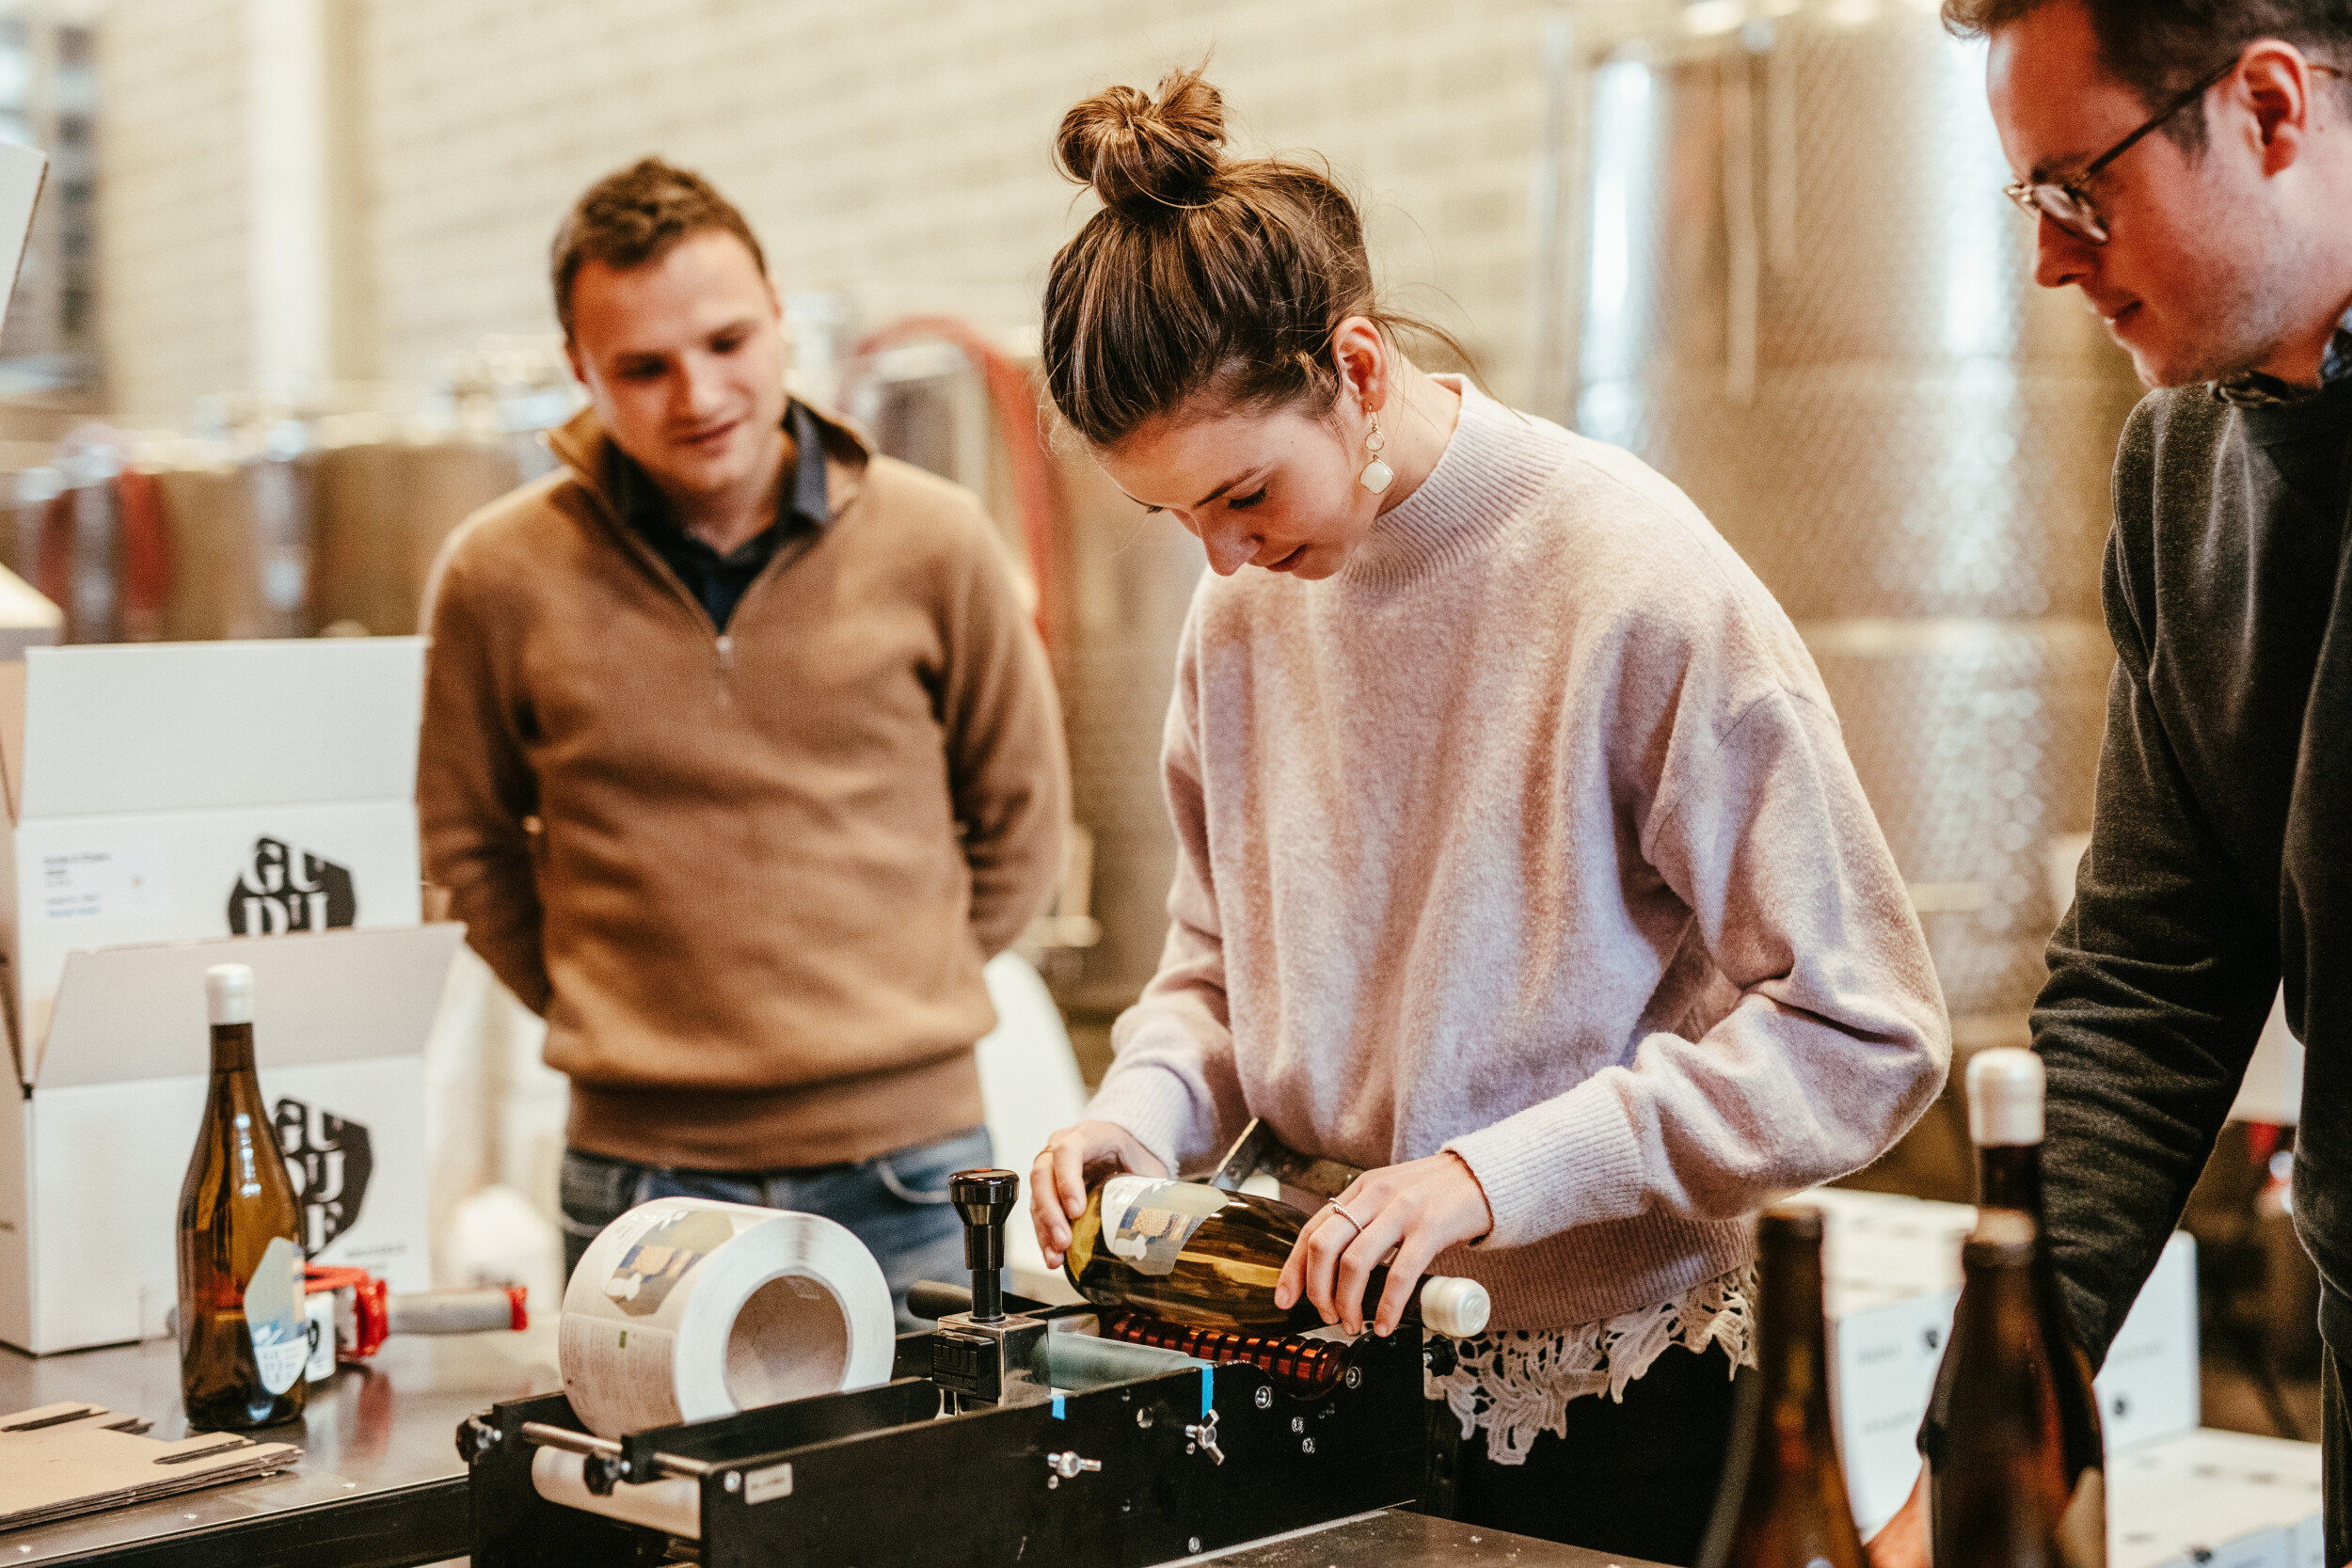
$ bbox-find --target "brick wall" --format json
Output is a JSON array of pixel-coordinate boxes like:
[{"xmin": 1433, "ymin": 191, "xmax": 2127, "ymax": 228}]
[
  {"xmin": 100, "ymin": 0, "xmax": 1573, "ymax": 418},
  {"xmin": 97, "ymin": 0, "xmax": 253, "ymax": 422}
]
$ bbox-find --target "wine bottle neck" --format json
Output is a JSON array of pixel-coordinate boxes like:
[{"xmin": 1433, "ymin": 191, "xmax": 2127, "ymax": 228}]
[
  {"xmin": 1755, "ymin": 1240, "xmax": 1835, "ymax": 1428},
  {"xmin": 1957, "ymin": 1253, "xmax": 2042, "ymax": 1351},
  {"xmin": 1975, "ymin": 1141, "xmax": 2042, "ymax": 1219},
  {"xmin": 209, "ymin": 1022, "xmax": 257, "ymax": 1076}
]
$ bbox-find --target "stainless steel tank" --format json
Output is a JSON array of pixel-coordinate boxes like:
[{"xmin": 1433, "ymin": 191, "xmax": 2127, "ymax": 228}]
[
  {"xmin": 310, "ymin": 436, "xmax": 536, "ymax": 636},
  {"xmin": 152, "ymin": 447, "xmax": 317, "ymax": 642},
  {"xmin": 1569, "ymin": 1, "xmax": 2143, "ymax": 1023},
  {"xmin": 140, "ymin": 431, "xmax": 536, "ymax": 642}
]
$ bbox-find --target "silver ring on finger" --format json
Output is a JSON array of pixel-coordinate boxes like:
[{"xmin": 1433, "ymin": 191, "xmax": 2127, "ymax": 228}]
[{"xmin": 1324, "ymin": 1197, "xmax": 1367, "ymax": 1235}]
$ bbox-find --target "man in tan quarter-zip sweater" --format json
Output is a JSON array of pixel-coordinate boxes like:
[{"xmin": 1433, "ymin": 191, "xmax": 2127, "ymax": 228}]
[{"xmin": 419, "ymin": 159, "xmax": 1067, "ymax": 1316}]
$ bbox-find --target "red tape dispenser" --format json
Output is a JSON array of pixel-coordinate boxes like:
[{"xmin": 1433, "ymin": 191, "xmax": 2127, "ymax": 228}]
[{"xmin": 302, "ymin": 1265, "xmax": 528, "ymax": 1383}]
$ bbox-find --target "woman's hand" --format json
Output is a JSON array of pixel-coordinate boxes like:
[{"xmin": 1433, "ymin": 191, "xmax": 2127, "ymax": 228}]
[
  {"xmin": 1276, "ymin": 1151, "xmax": 1494, "ymax": 1338},
  {"xmin": 1029, "ymin": 1120, "xmax": 1169, "ymax": 1269}
]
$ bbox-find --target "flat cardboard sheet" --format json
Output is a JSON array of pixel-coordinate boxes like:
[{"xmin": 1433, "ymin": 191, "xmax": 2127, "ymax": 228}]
[{"xmin": 0, "ymin": 1402, "xmax": 299, "ymax": 1533}]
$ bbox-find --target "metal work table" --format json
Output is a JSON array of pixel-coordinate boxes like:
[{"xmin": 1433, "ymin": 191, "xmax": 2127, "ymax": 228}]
[
  {"xmin": 0, "ymin": 1323, "xmax": 559, "ymax": 1566},
  {"xmin": 0, "ymin": 1331, "xmax": 1662, "ymax": 1568},
  {"xmin": 1203, "ymin": 1512, "xmax": 1664, "ymax": 1567}
]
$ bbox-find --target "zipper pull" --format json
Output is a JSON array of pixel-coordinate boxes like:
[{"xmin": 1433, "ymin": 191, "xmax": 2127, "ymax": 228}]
[{"xmin": 716, "ymin": 633, "xmax": 734, "ymax": 672}]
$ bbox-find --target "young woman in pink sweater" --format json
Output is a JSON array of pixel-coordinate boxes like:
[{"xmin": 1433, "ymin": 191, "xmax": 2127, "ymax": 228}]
[{"xmin": 1025, "ymin": 70, "xmax": 1950, "ymax": 1562}]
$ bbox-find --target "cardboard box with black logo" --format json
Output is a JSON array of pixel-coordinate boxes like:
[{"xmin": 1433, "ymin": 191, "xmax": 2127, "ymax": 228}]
[{"xmin": 0, "ymin": 638, "xmax": 460, "ymax": 1354}]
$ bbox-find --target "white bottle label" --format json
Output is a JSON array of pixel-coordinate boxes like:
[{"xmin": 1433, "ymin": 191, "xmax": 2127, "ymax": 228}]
[
  {"xmin": 245, "ymin": 1235, "xmax": 309, "ymax": 1395},
  {"xmin": 1101, "ymin": 1176, "xmax": 1225, "ymax": 1277}
]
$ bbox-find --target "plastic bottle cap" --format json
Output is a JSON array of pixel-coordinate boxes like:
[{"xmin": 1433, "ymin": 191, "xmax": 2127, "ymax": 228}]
[
  {"xmin": 1420, "ymin": 1275, "xmax": 1490, "ymax": 1339},
  {"xmin": 205, "ymin": 963, "xmax": 254, "ymax": 1026},
  {"xmin": 1967, "ymin": 1047, "xmax": 2043, "ymax": 1148}
]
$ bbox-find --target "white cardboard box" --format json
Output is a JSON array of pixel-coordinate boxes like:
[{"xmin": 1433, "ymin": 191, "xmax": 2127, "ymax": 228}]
[
  {"xmin": 0, "ymin": 924, "xmax": 463, "ymax": 1354},
  {"xmin": 0, "ymin": 638, "xmax": 426, "ymax": 1062},
  {"xmin": 2110, "ymin": 1429, "xmax": 2325, "ymax": 1568},
  {"xmin": 0, "ymin": 637, "xmax": 454, "ymax": 1354},
  {"xmin": 2098, "ymin": 1230, "xmax": 2202, "ymax": 1454},
  {"xmin": 1817, "ymin": 1188, "xmax": 2201, "ymax": 1532},
  {"xmin": 1833, "ymin": 1279, "xmax": 1960, "ymax": 1530}
]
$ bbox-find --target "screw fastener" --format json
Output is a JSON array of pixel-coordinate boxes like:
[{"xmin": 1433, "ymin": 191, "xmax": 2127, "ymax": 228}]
[
  {"xmin": 1183, "ymin": 1409, "xmax": 1227, "ymax": 1465},
  {"xmin": 1253, "ymin": 1386, "xmax": 1274, "ymax": 1409},
  {"xmin": 723, "ymin": 1472, "xmax": 740, "ymax": 1494},
  {"xmin": 1301, "ymin": 1436, "xmax": 1317, "ymax": 1455}
]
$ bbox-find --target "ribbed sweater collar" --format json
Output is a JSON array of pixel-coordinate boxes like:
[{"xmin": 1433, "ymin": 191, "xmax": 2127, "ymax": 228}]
[{"xmin": 1338, "ymin": 377, "xmax": 1561, "ymax": 590}]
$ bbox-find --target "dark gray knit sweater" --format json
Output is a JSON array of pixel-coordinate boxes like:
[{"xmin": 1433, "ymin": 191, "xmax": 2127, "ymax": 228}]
[{"xmin": 2039, "ymin": 376, "xmax": 2352, "ymax": 1364}]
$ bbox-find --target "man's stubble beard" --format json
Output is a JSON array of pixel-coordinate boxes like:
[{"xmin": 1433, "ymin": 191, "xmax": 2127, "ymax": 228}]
[{"xmin": 2143, "ymin": 197, "xmax": 2315, "ymax": 389}]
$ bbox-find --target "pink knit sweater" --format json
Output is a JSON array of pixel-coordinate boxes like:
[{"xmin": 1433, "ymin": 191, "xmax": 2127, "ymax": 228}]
[{"xmin": 1086, "ymin": 382, "xmax": 1951, "ymax": 1333}]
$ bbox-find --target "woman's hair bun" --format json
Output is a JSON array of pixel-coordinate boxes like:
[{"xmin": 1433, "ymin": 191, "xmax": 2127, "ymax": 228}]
[{"xmin": 1056, "ymin": 68, "xmax": 1227, "ymax": 223}]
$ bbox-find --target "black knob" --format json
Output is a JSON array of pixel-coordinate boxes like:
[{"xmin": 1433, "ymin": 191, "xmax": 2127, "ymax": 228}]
[
  {"xmin": 950, "ymin": 1168, "xmax": 1020, "ymax": 1321},
  {"xmin": 581, "ymin": 1451, "xmax": 628, "ymax": 1497}
]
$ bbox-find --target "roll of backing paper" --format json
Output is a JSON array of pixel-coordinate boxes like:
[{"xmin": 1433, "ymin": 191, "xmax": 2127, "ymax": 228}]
[{"xmin": 557, "ymin": 1198, "xmax": 897, "ymax": 1439}]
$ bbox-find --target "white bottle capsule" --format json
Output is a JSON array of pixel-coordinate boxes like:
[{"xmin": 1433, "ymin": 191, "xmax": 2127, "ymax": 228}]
[
  {"xmin": 1420, "ymin": 1275, "xmax": 1491, "ymax": 1339},
  {"xmin": 1967, "ymin": 1047, "xmax": 2044, "ymax": 1148},
  {"xmin": 205, "ymin": 962, "xmax": 255, "ymax": 1026}
]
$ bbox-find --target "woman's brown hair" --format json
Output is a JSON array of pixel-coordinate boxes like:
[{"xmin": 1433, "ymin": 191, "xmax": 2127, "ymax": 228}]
[{"xmin": 1042, "ymin": 68, "xmax": 1468, "ymax": 450}]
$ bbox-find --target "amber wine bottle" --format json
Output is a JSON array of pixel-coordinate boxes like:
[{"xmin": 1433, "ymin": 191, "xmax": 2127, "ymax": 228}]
[
  {"xmin": 1930, "ymin": 1211, "xmax": 2106, "ymax": 1567},
  {"xmin": 1696, "ymin": 1205, "xmax": 1867, "ymax": 1568},
  {"xmin": 176, "ymin": 963, "xmax": 309, "ymax": 1430},
  {"xmin": 1063, "ymin": 1175, "xmax": 1490, "ymax": 1338},
  {"xmin": 1922, "ymin": 1051, "xmax": 2105, "ymax": 1562}
]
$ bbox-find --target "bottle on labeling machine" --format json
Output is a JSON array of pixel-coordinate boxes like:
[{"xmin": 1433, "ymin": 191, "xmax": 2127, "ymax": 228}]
[
  {"xmin": 1930, "ymin": 1211, "xmax": 2106, "ymax": 1567},
  {"xmin": 1695, "ymin": 1205, "xmax": 1866, "ymax": 1568},
  {"xmin": 176, "ymin": 963, "xmax": 309, "ymax": 1430},
  {"xmin": 1062, "ymin": 1174, "xmax": 1489, "ymax": 1338},
  {"xmin": 1925, "ymin": 1050, "xmax": 2105, "ymax": 1564}
]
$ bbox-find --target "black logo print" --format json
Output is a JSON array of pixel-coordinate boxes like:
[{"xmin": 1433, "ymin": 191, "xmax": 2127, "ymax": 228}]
[
  {"xmin": 275, "ymin": 1098, "xmax": 374, "ymax": 1255},
  {"xmin": 227, "ymin": 838, "xmax": 356, "ymax": 935}
]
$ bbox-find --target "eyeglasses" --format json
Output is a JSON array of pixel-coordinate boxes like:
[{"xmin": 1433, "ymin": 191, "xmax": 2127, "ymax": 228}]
[{"xmin": 2005, "ymin": 56, "xmax": 2344, "ymax": 245}]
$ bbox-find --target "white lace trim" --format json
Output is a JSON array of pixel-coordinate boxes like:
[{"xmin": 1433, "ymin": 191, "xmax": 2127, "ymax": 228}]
[{"xmin": 1424, "ymin": 1264, "xmax": 1757, "ymax": 1466}]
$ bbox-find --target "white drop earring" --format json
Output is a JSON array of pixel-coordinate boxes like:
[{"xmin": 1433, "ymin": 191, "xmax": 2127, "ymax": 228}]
[{"xmin": 1358, "ymin": 411, "xmax": 1394, "ymax": 495}]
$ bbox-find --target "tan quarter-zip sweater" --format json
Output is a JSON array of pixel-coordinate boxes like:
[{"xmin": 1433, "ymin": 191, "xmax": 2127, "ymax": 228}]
[{"xmin": 419, "ymin": 404, "xmax": 1068, "ymax": 1169}]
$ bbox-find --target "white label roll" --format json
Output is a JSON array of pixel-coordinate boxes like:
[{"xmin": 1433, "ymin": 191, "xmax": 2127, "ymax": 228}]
[{"xmin": 558, "ymin": 1198, "xmax": 896, "ymax": 1439}]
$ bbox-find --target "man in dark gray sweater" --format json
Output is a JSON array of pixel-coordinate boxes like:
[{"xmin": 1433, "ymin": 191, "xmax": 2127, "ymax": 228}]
[{"xmin": 1869, "ymin": 1, "xmax": 2352, "ymax": 1561}]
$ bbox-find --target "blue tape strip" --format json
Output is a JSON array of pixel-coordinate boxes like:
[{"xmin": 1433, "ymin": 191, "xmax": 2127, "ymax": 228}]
[
  {"xmin": 1200, "ymin": 1364, "xmax": 1214, "ymax": 1418},
  {"xmin": 1051, "ymin": 1394, "xmax": 1065, "ymax": 1420}
]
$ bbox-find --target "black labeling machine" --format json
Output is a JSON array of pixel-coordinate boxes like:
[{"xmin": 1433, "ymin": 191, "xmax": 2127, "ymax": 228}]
[{"xmin": 456, "ymin": 1127, "xmax": 1464, "ymax": 1566}]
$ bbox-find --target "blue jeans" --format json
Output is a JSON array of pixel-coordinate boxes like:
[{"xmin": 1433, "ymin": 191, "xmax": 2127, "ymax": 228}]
[{"xmin": 559, "ymin": 1125, "xmax": 989, "ymax": 1334}]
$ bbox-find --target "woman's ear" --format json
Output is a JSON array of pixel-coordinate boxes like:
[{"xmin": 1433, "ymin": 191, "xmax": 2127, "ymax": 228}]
[{"xmin": 1330, "ymin": 317, "xmax": 1390, "ymax": 412}]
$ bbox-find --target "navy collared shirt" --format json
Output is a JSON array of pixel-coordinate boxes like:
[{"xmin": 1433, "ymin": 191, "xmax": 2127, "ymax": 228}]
[
  {"xmin": 2215, "ymin": 305, "xmax": 2352, "ymax": 407},
  {"xmin": 618, "ymin": 402, "xmax": 832, "ymax": 631}
]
